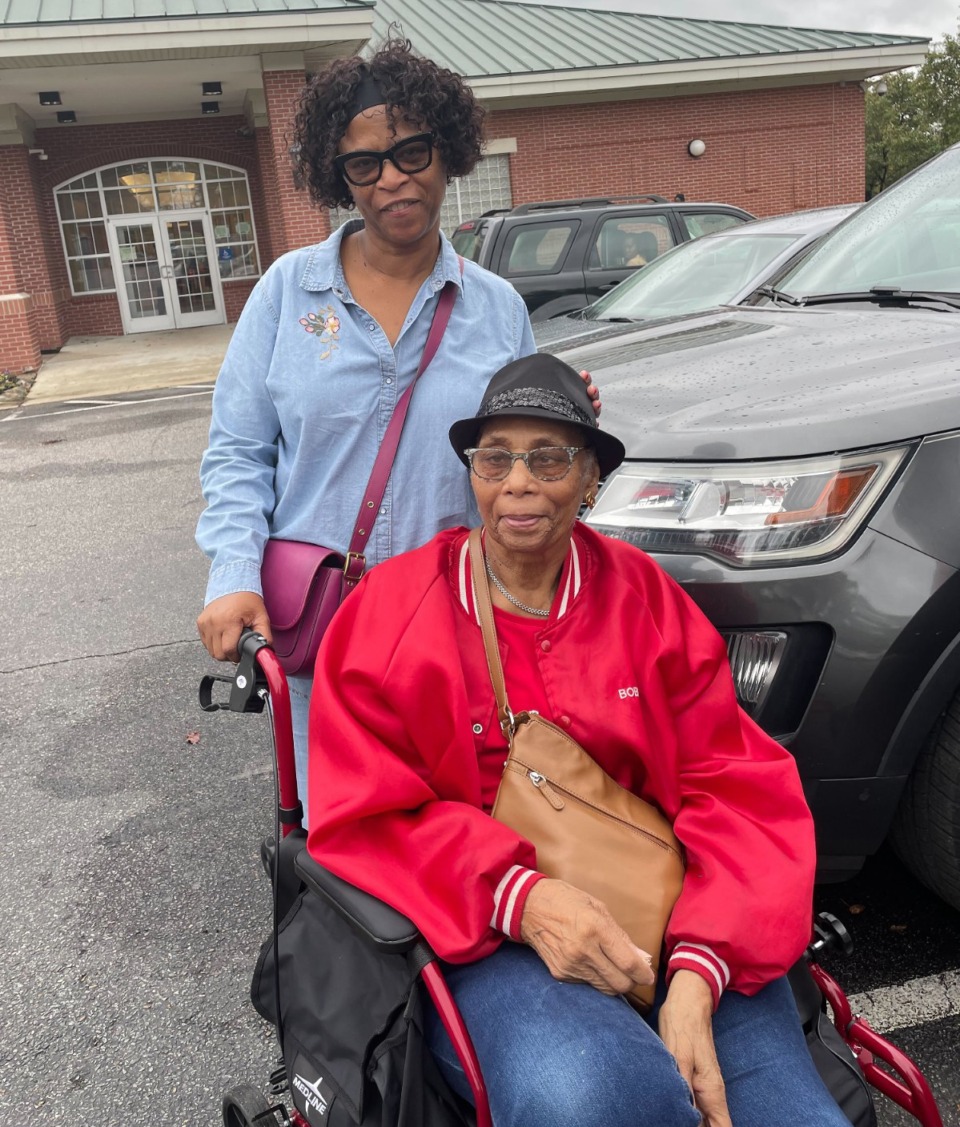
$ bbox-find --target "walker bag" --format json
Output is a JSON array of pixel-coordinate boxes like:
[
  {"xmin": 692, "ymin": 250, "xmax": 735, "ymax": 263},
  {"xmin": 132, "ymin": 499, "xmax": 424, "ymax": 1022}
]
[
  {"xmin": 260, "ymin": 539, "xmax": 347, "ymax": 677},
  {"xmin": 251, "ymin": 848, "xmax": 465, "ymax": 1127}
]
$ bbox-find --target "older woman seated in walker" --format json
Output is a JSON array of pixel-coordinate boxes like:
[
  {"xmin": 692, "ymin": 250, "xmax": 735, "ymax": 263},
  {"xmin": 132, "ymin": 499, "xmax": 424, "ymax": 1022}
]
[{"xmin": 306, "ymin": 354, "xmax": 850, "ymax": 1127}]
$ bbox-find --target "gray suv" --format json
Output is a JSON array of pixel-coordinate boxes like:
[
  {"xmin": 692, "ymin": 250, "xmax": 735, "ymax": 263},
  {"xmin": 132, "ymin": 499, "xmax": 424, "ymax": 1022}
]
[
  {"xmin": 551, "ymin": 145, "xmax": 960, "ymax": 910},
  {"xmin": 451, "ymin": 195, "xmax": 753, "ymax": 321}
]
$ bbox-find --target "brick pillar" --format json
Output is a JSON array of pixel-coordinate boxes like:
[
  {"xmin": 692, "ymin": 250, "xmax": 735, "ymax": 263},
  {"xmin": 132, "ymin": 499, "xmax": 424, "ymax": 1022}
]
[
  {"xmin": 0, "ymin": 145, "xmax": 44, "ymax": 372},
  {"xmin": 262, "ymin": 69, "xmax": 331, "ymax": 255}
]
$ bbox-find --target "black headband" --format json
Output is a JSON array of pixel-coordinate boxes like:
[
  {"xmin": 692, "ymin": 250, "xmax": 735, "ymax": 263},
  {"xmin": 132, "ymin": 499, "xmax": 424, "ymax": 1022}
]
[{"xmin": 348, "ymin": 68, "xmax": 389, "ymax": 121}]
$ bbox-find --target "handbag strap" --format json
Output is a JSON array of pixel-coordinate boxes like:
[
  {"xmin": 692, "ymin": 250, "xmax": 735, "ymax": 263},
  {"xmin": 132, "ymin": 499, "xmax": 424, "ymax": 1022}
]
[
  {"xmin": 468, "ymin": 527, "xmax": 515, "ymax": 738},
  {"xmin": 343, "ymin": 257, "xmax": 464, "ymax": 588}
]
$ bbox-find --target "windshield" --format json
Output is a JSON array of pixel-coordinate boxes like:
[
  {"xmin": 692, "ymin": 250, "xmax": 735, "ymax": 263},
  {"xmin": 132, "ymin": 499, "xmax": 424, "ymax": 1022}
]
[
  {"xmin": 583, "ymin": 232, "xmax": 799, "ymax": 321},
  {"xmin": 777, "ymin": 145, "xmax": 960, "ymax": 298}
]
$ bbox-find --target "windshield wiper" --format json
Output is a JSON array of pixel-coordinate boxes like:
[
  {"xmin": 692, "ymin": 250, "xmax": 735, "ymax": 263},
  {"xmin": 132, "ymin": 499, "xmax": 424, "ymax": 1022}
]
[
  {"xmin": 795, "ymin": 286, "xmax": 960, "ymax": 311},
  {"xmin": 755, "ymin": 285, "xmax": 802, "ymax": 306}
]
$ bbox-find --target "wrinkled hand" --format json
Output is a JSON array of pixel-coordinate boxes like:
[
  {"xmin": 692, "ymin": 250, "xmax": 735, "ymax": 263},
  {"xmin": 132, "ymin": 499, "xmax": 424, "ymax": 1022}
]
[
  {"xmin": 658, "ymin": 970, "xmax": 732, "ymax": 1127},
  {"xmin": 579, "ymin": 369, "xmax": 602, "ymax": 416},
  {"xmin": 197, "ymin": 592, "xmax": 272, "ymax": 663},
  {"xmin": 519, "ymin": 878, "xmax": 655, "ymax": 995}
]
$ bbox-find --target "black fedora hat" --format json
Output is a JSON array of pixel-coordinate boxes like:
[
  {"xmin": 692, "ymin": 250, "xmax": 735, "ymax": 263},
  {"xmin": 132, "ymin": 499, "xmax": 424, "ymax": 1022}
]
[{"xmin": 449, "ymin": 353, "xmax": 626, "ymax": 478}]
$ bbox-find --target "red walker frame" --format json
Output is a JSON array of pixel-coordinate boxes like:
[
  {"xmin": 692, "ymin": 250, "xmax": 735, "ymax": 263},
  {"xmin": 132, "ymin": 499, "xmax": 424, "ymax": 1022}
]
[{"xmin": 213, "ymin": 633, "xmax": 943, "ymax": 1127}]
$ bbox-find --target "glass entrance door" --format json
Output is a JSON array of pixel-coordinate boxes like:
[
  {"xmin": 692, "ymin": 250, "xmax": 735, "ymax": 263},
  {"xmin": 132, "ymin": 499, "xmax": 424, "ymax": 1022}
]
[{"xmin": 107, "ymin": 214, "xmax": 224, "ymax": 334}]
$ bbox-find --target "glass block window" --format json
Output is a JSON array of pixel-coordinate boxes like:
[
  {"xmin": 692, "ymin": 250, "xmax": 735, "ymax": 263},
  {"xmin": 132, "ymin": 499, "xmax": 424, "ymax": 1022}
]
[
  {"xmin": 55, "ymin": 159, "xmax": 261, "ymax": 295},
  {"xmin": 328, "ymin": 153, "xmax": 513, "ymax": 237}
]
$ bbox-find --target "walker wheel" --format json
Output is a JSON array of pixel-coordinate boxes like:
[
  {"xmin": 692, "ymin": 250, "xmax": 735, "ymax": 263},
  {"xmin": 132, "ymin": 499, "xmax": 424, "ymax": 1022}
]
[{"xmin": 221, "ymin": 1082, "xmax": 275, "ymax": 1127}]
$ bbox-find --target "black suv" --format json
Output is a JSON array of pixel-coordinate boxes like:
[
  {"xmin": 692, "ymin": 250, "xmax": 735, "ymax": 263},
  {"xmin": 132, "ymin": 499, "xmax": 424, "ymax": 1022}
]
[
  {"xmin": 548, "ymin": 145, "xmax": 960, "ymax": 911},
  {"xmin": 451, "ymin": 196, "xmax": 754, "ymax": 321}
]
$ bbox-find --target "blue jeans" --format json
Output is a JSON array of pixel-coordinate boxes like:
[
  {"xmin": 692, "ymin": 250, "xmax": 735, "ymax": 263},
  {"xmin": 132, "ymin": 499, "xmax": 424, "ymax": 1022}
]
[
  {"xmin": 424, "ymin": 944, "xmax": 851, "ymax": 1127},
  {"xmin": 289, "ymin": 674, "xmax": 312, "ymax": 827}
]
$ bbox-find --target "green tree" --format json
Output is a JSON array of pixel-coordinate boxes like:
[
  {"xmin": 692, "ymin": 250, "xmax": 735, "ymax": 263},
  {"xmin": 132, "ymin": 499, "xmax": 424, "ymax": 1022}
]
[
  {"xmin": 865, "ymin": 71, "xmax": 937, "ymax": 197},
  {"xmin": 865, "ymin": 27, "xmax": 960, "ymax": 197}
]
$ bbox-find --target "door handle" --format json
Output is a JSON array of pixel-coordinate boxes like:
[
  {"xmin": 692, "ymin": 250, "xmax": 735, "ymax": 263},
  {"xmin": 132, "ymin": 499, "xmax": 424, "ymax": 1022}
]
[{"xmin": 159, "ymin": 265, "xmax": 174, "ymax": 279}]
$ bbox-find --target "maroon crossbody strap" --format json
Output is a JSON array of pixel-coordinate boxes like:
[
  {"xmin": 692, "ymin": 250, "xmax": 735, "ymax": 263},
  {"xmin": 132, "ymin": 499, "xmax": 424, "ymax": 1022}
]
[{"xmin": 343, "ymin": 258, "xmax": 463, "ymax": 585}]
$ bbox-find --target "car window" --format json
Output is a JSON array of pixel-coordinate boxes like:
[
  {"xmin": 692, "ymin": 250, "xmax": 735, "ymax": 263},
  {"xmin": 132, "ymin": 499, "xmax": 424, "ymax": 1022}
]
[
  {"xmin": 589, "ymin": 215, "xmax": 675, "ymax": 270},
  {"xmin": 502, "ymin": 222, "xmax": 577, "ymax": 276},
  {"xmin": 682, "ymin": 211, "xmax": 748, "ymax": 239},
  {"xmin": 451, "ymin": 221, "xmax": 487, "ymax": 262},
  {"xmin": 778, "ymin": 145, "xmax": 960, "ymax": 297},
  {"xmin": 582, "ymin": 232, "xmax": 800, "ymax": 321}
]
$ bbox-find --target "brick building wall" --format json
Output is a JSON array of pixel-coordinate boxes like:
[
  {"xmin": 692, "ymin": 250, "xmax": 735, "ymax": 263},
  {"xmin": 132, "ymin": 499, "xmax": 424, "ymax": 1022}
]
[
  {"xmin": 0, "ymin": 77, "xmax": 866, "ymax": 374},
  {"xmin": 489, "ymin": 83, "xmax": 866, "ymax": 216}
]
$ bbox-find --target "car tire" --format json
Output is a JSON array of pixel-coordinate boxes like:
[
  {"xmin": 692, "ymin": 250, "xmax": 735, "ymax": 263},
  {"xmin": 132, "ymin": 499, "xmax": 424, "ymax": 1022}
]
[{"xmin": 890, "ymin": 688, "xmax": 960, "ymax": 912}]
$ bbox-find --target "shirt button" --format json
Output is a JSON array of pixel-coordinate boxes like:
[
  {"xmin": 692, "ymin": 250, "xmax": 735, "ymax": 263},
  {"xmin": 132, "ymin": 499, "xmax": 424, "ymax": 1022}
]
[
  {"xmin": 472, "ymin": 723, "xmax": 483, "ymax": 735},
  {"xmin": 385, "ymin": 377, "xmax": 393, "ymax": 385},
  {"xmin": 379, "ymin": 507, "xmax": 387, "ymax": 515},
  {"xmin": 558, "ymin": 715, "xmax": 571, "ymax": 728},
  {"xmin": 540, "ymin": 640, "xmax": 551, "ymax": 652},
  {"xmin": 367, "ymin": 323, "xmax": 376, "ymax": 332}
]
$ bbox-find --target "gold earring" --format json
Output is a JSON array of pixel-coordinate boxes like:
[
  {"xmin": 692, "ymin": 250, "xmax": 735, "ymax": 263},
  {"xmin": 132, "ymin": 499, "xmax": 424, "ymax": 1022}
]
[{"xmin": 585, "ymin": 492, "xmax": 596, "ymax": 509}]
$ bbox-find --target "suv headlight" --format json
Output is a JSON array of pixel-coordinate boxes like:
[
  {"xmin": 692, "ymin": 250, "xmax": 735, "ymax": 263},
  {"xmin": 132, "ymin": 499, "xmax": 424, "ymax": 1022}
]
[{"xmin": 587, "ymin": 446, "xmax": 909, "ymax": 566}]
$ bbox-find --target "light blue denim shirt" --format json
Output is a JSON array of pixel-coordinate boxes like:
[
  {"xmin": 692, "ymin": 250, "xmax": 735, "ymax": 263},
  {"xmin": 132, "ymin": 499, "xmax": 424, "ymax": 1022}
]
[{"xmin": 197, "ymin": 223, "xmax": 536, "ymax": 604}]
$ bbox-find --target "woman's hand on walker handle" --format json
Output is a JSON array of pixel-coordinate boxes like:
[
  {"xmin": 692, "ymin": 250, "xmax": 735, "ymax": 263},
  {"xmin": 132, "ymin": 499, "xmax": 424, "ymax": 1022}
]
[
  {"xmin": 580, "ymin": 370, "xmax": 602, "ymax": 416},
  {"xmin": 519, "ymin": 878, "xmax": 655, "ymax": 995},
  {"xmin": 658, "ymin": 970, "xmax": 733, "ymax": 1127},
  {"xmin": 197, "ymin": 592, "xmax": 273, "ymax": 663}
]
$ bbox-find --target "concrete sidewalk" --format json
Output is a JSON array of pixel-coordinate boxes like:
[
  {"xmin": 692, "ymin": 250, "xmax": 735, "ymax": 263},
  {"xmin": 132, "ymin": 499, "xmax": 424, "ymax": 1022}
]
[{"xmin": 23, "ymin": 323, "xmax": 234, "ymax": 405}]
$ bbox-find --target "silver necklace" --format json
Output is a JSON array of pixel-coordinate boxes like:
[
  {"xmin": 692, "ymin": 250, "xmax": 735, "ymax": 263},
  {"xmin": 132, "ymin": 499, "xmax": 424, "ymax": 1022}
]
[{"xmin": 484, "ymin": 555, "xmax": 551, "ymax": 618}]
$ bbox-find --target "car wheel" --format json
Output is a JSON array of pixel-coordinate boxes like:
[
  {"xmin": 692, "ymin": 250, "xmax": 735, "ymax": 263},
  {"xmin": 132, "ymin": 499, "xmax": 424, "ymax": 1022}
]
[{"xmin": 890, "ymin": 688, "xmax": 960, "ymax": 912}]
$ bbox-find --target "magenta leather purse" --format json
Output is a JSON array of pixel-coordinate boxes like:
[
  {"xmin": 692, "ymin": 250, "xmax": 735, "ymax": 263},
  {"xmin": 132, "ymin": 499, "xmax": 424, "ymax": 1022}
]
[{"xmin": 261, "ymin": 271, "xmax": 460, "ymax": 677}]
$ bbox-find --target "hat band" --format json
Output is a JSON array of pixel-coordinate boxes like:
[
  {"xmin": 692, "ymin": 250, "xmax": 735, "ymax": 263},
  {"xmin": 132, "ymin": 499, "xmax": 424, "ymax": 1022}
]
[{"xmin": 480, "ymin": 387, "xmax": 593, "ymax": 428}]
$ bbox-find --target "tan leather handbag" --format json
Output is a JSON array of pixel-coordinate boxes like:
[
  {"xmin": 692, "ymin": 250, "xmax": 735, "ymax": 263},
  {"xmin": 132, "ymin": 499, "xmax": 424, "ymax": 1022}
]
[{"xmin": 469, "ymin": 529, "xmax": 685, "ymax": 1011}]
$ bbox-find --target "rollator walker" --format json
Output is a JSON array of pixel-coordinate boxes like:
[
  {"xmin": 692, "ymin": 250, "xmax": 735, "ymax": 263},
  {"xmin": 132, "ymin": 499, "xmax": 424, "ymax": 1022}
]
[{"xmin": 201, "ymin": 631, "xmax": 944, "ymax": 1127}]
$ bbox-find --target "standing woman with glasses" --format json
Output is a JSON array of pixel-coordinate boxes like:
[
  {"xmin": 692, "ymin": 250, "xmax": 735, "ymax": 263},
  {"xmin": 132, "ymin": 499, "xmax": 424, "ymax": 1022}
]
[{"xmin": 195, "ymin": 38, "xmax": 599, "ymax": 816}]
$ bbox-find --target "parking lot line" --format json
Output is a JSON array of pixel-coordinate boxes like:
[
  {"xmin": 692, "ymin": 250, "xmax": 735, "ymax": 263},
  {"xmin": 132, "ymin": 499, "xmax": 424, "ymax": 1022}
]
[{"xmin": 847, "ymin": 968, "xmax": 960, "ymax": 1033}]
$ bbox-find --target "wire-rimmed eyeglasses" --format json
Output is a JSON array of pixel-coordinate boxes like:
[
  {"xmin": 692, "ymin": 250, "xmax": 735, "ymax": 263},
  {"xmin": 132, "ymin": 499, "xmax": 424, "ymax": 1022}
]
[
  {"xmin": 464, "ymin": 446, "xmax": 585, "ymax": 482},
  {"xmin": 334, "ymin": 133, "xmax": 435, "ymax": 187}
]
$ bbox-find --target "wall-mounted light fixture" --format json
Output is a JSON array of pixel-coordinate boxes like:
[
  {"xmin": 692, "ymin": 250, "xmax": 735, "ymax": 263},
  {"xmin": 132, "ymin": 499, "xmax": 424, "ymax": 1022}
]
[
  {"xmin": 28, "ymin": 148, "xmax": 48, "ymax": 160},
  {"xmin": 57, "ymin": 110, "xmax": 77, "ymax": 124},
  {"xmin": 687, "ymin": 138, "xmax": 706, "ymax": 158},
  {"xmin": 875, "ymin": 79, "xmax": 888, "ymax": 96},
  {"xmin": 38, "ymin": 91, "xmax": 62, "ymax": 106},
  {"xmin": 201, "ymin": 101, "xmax": 220, "ymax": 115},
  {"xmin": 202, "ymin": 81, "xmax": 223, "ymax": 97}
]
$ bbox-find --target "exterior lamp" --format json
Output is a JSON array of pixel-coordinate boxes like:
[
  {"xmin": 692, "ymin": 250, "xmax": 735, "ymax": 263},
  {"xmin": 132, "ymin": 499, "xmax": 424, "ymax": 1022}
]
[
  {"xmin": 38, "ymin": 91, "xmax": 62, "ymax": 106},
  {"xmin": 687, "ymin": 139, "xmax": 706, "ymax": 158},
  {"xmin": 202, "ymin": 101, "xmax": 220, "ymax": 115},
  {"xmin": 202, "ymin": 81, "xmax": 223, "ymax": 96},
  {"xmin": 57, "ymin": 110, "xmax": 77, "ymax": 124}
]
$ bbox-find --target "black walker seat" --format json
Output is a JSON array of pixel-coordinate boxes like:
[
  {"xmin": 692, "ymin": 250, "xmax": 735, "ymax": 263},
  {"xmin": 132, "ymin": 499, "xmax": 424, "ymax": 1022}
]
[{"xmin": 205, "ymin": 631, "xmax": 944, "ymax": 1127}]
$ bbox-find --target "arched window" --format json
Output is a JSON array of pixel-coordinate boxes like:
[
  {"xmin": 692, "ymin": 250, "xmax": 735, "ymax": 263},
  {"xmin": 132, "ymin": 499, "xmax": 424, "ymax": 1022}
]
[{"xmin": 55, "ymin": 159, "xmax": 260, "ymax": 296}]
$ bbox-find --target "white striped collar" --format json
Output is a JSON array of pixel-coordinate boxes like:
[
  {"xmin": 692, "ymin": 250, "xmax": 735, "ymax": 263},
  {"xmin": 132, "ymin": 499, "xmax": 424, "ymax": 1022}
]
[{"xmin": 456, "ymin": 529, "xmax": 584, "ymax": 624}]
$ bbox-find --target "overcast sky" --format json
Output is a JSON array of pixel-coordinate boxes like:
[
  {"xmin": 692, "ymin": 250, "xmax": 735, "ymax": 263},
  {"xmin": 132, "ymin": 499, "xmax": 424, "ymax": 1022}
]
[{"xmin": 531, "ymin": 0, "xmax": 959, "ymax": 43}]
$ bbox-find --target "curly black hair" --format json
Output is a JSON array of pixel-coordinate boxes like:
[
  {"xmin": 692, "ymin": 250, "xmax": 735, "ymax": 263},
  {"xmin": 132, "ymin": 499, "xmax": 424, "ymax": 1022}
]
[{"xmin": 292, "ymin": 38, "xmax": 487, "ymax": 210}]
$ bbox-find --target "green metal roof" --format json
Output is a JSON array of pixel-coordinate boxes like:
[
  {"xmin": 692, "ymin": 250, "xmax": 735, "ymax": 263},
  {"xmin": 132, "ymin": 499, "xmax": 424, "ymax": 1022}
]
[
  {"xmin": 371, "ymin": 0, "xmax": 928, "ymax": 77},
  {"xmin": 0, "ymin": 0, "xmax": 369, "ymax": 22},
  {"xmin": 0, "ymin": 0, "xmax": 927, "ymax": 72}
]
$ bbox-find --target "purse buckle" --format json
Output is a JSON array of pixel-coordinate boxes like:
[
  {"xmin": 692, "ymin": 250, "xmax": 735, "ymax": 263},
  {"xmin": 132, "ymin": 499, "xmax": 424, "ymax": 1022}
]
[
  {"xmin": 499, "ymin": 705, "xmax": 515, "ymax": 740},
  {"xmin": 343, "ymin": 551, "xmax": 367, "ymax": 583}
]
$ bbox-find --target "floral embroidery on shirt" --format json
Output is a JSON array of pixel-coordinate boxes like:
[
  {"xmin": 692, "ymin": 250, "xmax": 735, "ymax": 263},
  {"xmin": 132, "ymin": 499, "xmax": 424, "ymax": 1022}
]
[{"xmin": 299, "ymin": 306, "xmax": 341, "ymax": 359}]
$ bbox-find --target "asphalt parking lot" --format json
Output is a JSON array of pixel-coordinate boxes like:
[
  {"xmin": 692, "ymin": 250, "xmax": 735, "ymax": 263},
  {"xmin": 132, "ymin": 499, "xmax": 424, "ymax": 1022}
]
[{"xmin": 1, "ymin": 388, "xmax": 958, "ymax": 1127}]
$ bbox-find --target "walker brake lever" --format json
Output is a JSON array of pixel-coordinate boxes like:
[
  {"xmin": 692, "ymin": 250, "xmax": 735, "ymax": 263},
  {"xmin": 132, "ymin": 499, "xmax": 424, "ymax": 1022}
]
[{"xmin": 198, "ymin": 631, "xmax": 270, "ymax": 714}]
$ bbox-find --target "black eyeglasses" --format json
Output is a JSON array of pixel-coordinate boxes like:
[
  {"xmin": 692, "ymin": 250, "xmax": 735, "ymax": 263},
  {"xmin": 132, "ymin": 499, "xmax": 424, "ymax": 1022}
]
[
  {"xmin": 464, "ymin": 446, "xmax": 584, "ymax": 482},
  {"xmin": 334, "ymin": 132, "xmax": 435, "ymax": 187}
]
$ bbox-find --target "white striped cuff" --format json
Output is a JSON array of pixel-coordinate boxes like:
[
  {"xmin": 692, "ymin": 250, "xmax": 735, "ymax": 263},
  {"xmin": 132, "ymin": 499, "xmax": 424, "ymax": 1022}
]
[
  {"xmin": 667, "ymin": 943, "xmax": 731, "ymax": 1009},
  {"xmin": 491, "ymin": 865, "xmax": 543, "ymax": 940}
]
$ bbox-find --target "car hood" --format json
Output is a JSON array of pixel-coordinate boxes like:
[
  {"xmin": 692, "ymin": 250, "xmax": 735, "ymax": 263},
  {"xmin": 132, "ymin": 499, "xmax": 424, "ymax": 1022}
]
[{"xmin": 553, "ymin": 307, "xmax": 960, "ymax": 460}]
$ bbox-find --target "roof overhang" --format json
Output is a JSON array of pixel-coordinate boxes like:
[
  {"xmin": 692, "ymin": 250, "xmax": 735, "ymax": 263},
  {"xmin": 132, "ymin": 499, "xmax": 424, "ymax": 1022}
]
[
  {"xmin": 0, "ymin": 9, "xmax": 374, "ymax": 68},
  {"xmin": 470, "ymin": 43, "xmax": 929, "ymax": 108}
]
